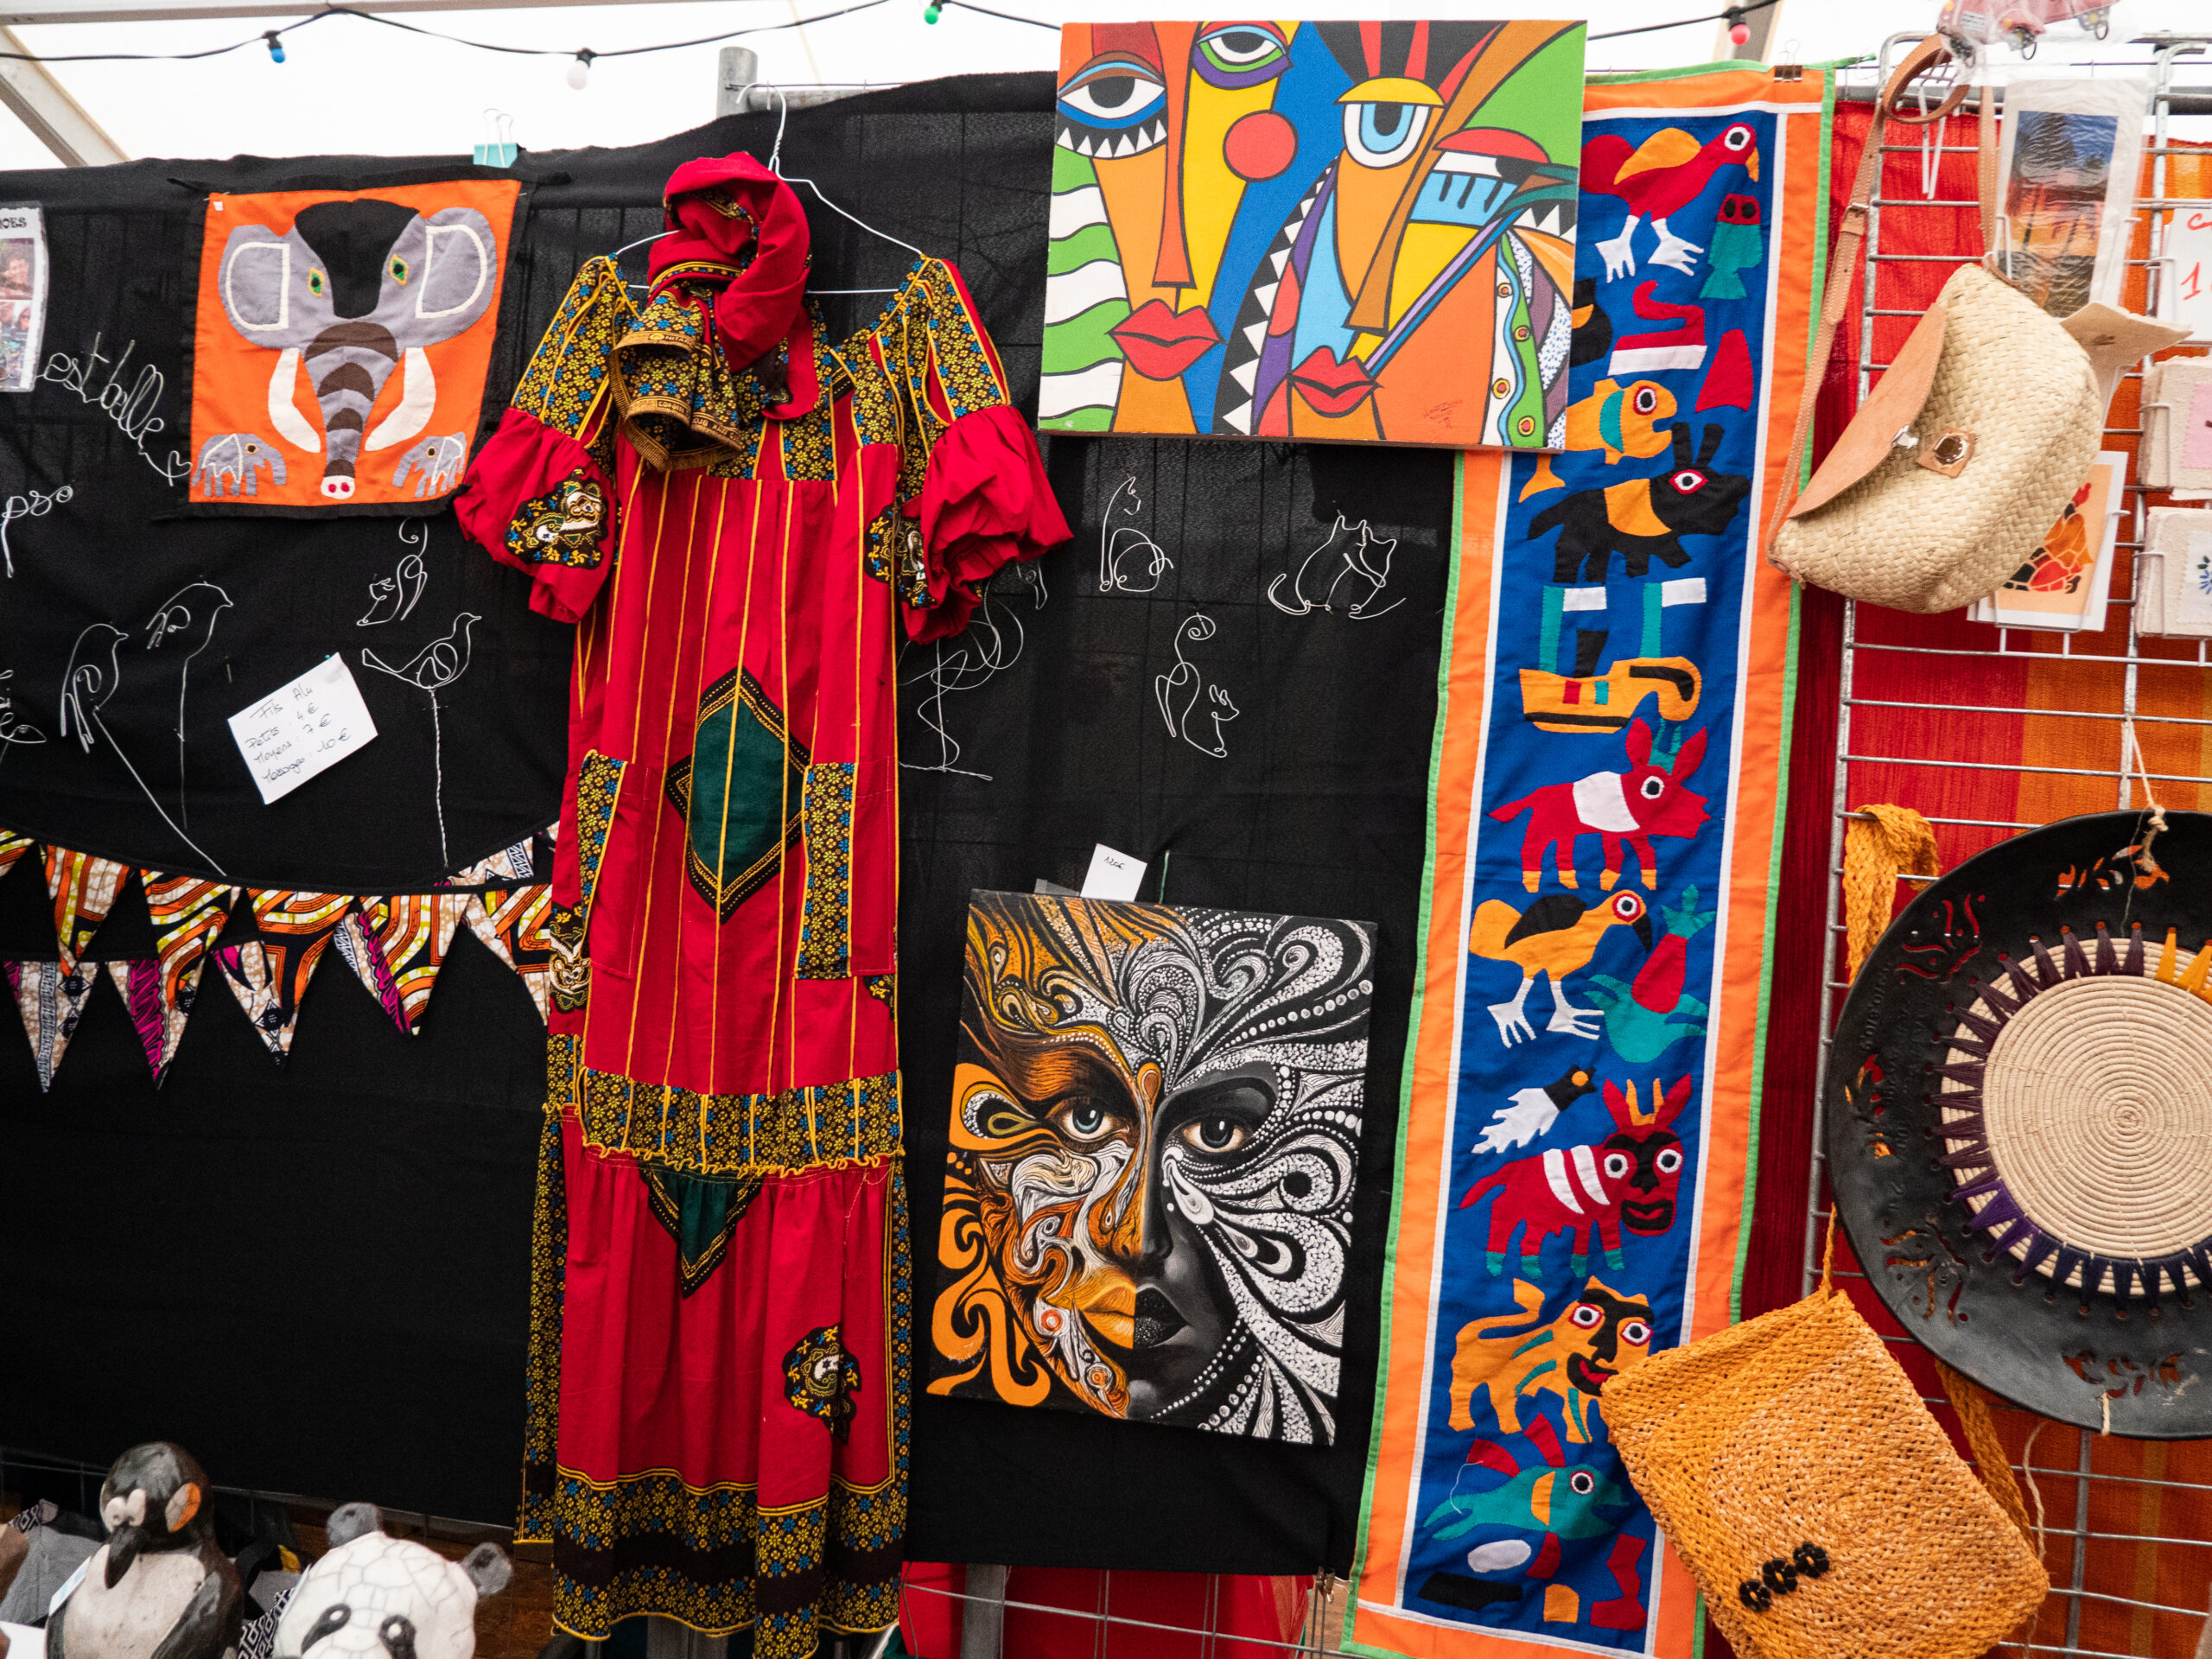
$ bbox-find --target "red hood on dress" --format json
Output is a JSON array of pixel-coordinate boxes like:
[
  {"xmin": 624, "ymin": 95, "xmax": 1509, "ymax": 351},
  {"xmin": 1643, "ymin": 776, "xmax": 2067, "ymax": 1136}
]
[{"xmin": 650, "ymin": 154, "xmax": 817, "ymax": 415}]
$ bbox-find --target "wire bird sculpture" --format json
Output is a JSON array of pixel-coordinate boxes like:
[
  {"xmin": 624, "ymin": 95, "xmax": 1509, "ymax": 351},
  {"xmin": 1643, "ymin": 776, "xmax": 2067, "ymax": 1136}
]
[
  {"xmin": 360, "ymin": 523, "xmax": 430, "ymax": 627},
  {"xmin": 143, "ymin": 579, "xmax": 233, "ymax": 829},
  {"xmin": 362, "ymin": 612, "xmax": 479, "ymax": 868},
  {"xmin": 60, "ymin": 620, "xmax": 225, "ymax": 873}
]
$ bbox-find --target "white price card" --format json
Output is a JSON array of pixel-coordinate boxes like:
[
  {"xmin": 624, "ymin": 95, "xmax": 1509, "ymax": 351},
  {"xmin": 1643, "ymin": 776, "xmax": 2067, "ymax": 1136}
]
[
  {"xmin": 2166, "ymin": 206, "xmax": 2212, "ymax": 344},
  {"xmin": 1081, "ymin": 842, "xmax": 1147, "ymax": 901},
  {"xmin": 228, "ymin": 654, "xmax": 378, "ymax": 804}
]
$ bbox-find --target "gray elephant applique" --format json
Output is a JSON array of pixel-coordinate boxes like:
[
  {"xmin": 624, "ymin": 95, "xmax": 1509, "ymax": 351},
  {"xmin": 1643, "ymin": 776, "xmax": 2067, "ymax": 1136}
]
[
  {"xmin": 194, "ymin": 432, "xmax": 285, "ymax": 496},
  {"xmin": 391, "ymin": 431, "xmax": 468, "ymax": 499},
  {"xmin": 216, "ymin": 199, "xmax": 497, "ymax": 499}
]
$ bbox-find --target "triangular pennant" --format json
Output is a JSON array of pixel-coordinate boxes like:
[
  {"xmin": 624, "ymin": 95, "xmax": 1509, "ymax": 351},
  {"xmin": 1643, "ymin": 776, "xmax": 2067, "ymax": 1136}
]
[
  {"xmin": 335, "ymin": 893, "xmax": 467, "ymax": 1034},
  {"xmin": 444, "ymin": 839, "xmax": 533, "ymax": 886},
  {"xmin": 213, "ymin": 938, "xmax": 328, "ymax": 1066},
  {"xmin": 44, "ymin": 848, "xmax": 128, "ymax": 968},
  {"xmin": 247, "ymin": 888, "xmax": 351, "ymax": 936},
  {"xmin": 141, "ymin": 874, "xmax": 237, "ymax": 1086},
  {"xmin": 466, "ymin": 885, "xmax": 553, "ymax": 1022},
  {"xmin": 6, "ymin": 960, "xmax": 99, "ymax": 1092},
  {"xmin": 0, "ymin": 828, "xmax": 33, "ymax": 885},
  {"xmin": 105, "ymin": 960, "xmax": 165, "ymax": 1080},
  {"xmin": 219, "ymin": 892, "xmax": 349, "ymax": 1065}
]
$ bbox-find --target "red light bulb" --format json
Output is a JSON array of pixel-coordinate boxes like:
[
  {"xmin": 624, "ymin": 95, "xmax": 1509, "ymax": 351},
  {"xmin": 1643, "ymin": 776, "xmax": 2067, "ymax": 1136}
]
[{"xmin": 1729, "ymin": 20, "xmax": 1751, "ymax": 45}]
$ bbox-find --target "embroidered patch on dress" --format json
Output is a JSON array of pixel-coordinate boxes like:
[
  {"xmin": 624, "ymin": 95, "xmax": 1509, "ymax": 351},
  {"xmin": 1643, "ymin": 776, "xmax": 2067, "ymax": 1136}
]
[
  {"xmin": 797, "ymin": 762, "xmax": 856, "ymax": 979},
  {"xmin": 641, "ymin": 1164, "xmax": 764, "ymax": 1296},
  {"xmin": 664, "ymin": 667, "xmax": 810, "ymax": 923},
  {"xmin": 505, "ymin": 471, "xmax": 608, "ymax": 569},
  {"xmin": 783, "ymin": 1324, "xmax": 861, "ymax": 1440}
]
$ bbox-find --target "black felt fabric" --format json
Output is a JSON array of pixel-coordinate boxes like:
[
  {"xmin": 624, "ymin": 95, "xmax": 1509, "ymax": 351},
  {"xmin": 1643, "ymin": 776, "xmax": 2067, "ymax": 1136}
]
[{"xmin": 0, "ymin": 75, "xmax": 1450, "ymax": 1575}]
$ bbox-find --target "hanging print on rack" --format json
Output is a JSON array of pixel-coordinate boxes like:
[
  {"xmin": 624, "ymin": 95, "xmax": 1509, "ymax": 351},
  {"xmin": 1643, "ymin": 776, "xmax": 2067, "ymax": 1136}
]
[
  {"xmin": 184, "ymin": 179, "xmax": 522, "ymax": 512},
  {"xmin": 1040, "ymin": 19, "xmax": 1586, "ymax": 447},
  {"xmin": 929, "ymin": 891, "xmax": 1374, "ymax": 1444},
  {"xmin": 1346, "ymin": 61, "xmax": 1822, "ymax": 1659}
]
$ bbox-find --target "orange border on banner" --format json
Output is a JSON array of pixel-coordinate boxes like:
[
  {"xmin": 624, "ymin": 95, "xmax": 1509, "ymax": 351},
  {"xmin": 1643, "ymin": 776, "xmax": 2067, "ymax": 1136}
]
[{"xmin": 1344, "ymin": 62, "xmax": 1829, "ymax": 1659}]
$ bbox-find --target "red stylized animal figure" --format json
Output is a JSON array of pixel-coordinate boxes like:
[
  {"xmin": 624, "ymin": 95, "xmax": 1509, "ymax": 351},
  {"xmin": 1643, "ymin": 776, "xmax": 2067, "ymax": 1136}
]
[
  {"xmin": 1458, "ymin": 1076, "xmax": 1691, "ymax": 1277},
  {"xmin": 1491, "ymin": 719, "xmax": 1709, "ymax": 893}
]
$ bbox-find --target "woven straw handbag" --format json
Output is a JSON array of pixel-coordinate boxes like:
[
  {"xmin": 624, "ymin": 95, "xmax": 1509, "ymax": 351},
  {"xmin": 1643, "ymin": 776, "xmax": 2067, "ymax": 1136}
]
[
  {"xmin": 1603, "ymin": 1253, "xmax": 2048, "ymax": 1659},
  {"xmin": 1764, "ymin": 40, "xmax": 2103, "ymax": 613}
]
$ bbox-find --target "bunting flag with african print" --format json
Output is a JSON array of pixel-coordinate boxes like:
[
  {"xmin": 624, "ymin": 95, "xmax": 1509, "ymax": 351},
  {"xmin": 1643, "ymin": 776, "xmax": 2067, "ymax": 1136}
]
[
  {"xmin": 44, "ymin": 847, "xmax": 127, "ymax": 968},
  {"xmin": 466, "ymin": 884, "xmax": 553, "ymax": 1021},
  {"xmin": 1345, "ymin": 62, "xmax": 1825, "ymax": 1659},
  {"xmin": 0, "ymin": 828, "xmax": 33, "ymax": 883},
  {"xmin": 213, "ymin": 938, "xmax": 327, "ymax": 1065},
  {"xmin": 0, "ymin": 845, "xmax": 566, "ymax": 1079},
  {"xmin": 214, "ymin": 889, "xmax": 351, "ymax": 1065},
  {"xmin": 446, "ymin": 839, "xmax": 534, "ymax": 886},
  {"xmin": 106, "ymin": 959, "xmax": 166, "ymax": 1080},
  {"xmin": 8, "ymin": 959, "xmax": 99, "ymax": 1091},
  {"xmin": 335, "ymin": 893, "xmax": 469, "ymax": 1033},
  {"xmin": 142, "ymin": 873, "xmax": 237, "ymax": 1084}
]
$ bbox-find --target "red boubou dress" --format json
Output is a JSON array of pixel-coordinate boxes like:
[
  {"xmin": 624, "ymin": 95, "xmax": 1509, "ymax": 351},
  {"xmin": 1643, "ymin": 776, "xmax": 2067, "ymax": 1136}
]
[{"xmin": 454, "ymin": 155, "xmax": 1068, "ymax": 1653}]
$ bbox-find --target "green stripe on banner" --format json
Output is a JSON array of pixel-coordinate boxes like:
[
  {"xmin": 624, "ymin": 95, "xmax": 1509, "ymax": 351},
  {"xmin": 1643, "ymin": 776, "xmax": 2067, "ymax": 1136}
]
[
  {"xmin": 1039, "ymin": 406, "xmax": 1115, "ymax": 432},
  {"xmin": 1046, "ymin": 224, "xmax": 1122, "ymax": 276},
  {"xmin": 1041, "ymin": 299, "xmax": 1128, "ymax": 370}
]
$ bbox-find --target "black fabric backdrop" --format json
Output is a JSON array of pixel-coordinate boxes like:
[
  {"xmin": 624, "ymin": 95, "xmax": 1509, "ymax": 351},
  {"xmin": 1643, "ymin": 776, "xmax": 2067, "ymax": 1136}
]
[{"xmin": 0, "ymin": 75, "xmax": 1452, "ymax": 1577}]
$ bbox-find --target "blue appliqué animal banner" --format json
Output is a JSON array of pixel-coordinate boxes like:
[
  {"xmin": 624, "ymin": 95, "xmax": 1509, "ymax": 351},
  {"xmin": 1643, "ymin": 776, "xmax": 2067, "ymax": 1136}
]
[{"xmin": 1346, "ymin": 63, "xmax": 1831, "ymax": 1659}]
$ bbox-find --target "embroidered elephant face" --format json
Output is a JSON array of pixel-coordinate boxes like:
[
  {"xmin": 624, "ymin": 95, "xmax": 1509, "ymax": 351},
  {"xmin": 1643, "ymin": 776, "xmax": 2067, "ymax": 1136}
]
[{"xmin": 217, "ymin": 200, "xmax": 497, "ymax": 499}]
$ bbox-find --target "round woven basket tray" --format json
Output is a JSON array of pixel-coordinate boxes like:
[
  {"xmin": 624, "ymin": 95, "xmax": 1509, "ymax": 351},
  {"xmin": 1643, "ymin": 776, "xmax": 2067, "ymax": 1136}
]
[{"xmin": 1826, "ymin": 808, "xmax": 2212, "ymax": 1438}]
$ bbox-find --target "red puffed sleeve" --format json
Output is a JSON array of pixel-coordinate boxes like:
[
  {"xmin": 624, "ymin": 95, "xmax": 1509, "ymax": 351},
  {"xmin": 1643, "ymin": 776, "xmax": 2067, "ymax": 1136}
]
[
  {"xmin": 899, "ymin": 260, "xmax": 1071, "ymax": 642},
  {"xmin": 452, "ymin": 256, "xmax": 629, "ymax": 626}
]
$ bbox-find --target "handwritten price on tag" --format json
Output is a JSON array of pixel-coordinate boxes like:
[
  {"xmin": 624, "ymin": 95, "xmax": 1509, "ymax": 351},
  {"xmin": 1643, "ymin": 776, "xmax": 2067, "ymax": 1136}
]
[{"xmin": 228, "ymin": 655, "xmax": 378, "ymax": 804}]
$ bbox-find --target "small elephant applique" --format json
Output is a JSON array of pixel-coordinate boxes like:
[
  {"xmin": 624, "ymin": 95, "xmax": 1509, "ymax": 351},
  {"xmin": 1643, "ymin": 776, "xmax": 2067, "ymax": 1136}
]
[{"xmin": 214, "ymin": 198, "xmax": 497, "ymax": 499}]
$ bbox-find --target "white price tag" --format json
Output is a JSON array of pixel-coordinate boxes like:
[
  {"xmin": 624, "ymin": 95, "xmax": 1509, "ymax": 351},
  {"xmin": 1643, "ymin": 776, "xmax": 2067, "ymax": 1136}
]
[
  {"xmin": 1080, "ymin": 842, "xmax": 1147, "ymax": 902},
  {"xmin": 228, "ymin": 654, "xmax": 378, "ymax": 804},
  {"xmin": 2165, "ymin": 207, "xmax": 2212, "ymax": 344}
]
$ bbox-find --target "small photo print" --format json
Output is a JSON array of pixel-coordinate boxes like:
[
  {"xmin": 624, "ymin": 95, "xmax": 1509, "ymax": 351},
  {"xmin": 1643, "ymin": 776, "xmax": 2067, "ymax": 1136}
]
[
  {"xmin": 0, "ymin": 206, "xmax": 48, "ymax": 393},
  {"xmin": 1972, "ymin": 450, "xmax": 2126, "ymax": 632}
]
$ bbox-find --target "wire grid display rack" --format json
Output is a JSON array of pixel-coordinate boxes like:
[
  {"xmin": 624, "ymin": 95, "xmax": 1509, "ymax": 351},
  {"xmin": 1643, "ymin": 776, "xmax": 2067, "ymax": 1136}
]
[{"xmin": 1801, "ymin": 33, "xmax": 2212, "ymax": 1659}]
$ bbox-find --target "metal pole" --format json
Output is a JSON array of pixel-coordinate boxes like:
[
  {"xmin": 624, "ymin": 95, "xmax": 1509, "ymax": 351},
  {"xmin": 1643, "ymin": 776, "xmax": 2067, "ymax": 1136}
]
[{"xmin": 0, "ymin": 23, "xmax": 124, "ymax": 164}]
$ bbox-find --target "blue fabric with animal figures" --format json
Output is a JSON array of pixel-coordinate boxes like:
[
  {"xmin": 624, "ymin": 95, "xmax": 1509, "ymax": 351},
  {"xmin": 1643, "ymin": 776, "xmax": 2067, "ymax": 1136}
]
[{"xmin": 1398, "ymin": 106, "xmax": 1776, "ymax": 1645}]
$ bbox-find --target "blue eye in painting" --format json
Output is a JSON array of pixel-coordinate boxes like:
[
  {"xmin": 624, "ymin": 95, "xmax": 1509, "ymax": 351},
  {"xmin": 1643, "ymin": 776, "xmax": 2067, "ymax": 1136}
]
[
  {"xmin": 1342, "ymin": 98, "xmax": 1433, "ymax": 168},
  {"xmin": 1056, "ymin": 55, "xmax": 1169, "ymax": 156},
  {"xmin": 1336, "ymin": 79, "xmax": 1444, "ymax": 168},
  {"xmin": 1192, "ymin": 22, "xmax": 1289, "ymax": 90}
]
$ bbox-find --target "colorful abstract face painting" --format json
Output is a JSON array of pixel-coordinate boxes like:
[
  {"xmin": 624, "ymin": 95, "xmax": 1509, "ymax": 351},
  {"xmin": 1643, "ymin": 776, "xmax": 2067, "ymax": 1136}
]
[
  {"xmin": 929, "ymin": 892, "xmax": 1374, "ymax": 1443},
  {"xmin": 186, "ymin": 180, "xmax": 522, "ymax": 512},
  {"xmin": 1040, "ymin": 20, "xmax": 1586, "ymax": 448}
]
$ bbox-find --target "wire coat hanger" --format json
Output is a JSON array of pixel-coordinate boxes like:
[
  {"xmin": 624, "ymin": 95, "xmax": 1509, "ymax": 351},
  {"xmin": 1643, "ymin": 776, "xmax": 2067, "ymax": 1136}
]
[
  {"xmin": 747, "ymin": 84, "xmax": 918, "ymax": 294},
  {"xmin": 605, "ymin": 85, "xmax": 919, "ymax": 296}
]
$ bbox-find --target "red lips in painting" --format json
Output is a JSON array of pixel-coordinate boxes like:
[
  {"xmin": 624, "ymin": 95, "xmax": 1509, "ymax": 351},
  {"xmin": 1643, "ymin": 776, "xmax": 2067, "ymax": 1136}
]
[
  {"xmin": 1287, "ymin": 347, "xmax": 1378, "ymax": 417},
  {"xmin": 1111, "ymin": 301, "xmax": 1222, "ymax": 380}
]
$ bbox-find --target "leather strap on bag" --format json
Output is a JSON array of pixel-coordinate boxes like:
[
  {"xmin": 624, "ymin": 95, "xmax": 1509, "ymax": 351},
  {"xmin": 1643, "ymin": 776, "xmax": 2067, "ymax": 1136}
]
[{"xmin": 1761, "ymin": 38, "xmax": 1993, "ymax": 563}]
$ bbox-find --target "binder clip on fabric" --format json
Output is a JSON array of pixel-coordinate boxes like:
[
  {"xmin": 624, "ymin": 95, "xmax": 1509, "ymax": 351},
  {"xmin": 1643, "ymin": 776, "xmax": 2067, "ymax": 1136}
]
[{"xmin": 474, "ymin": 110, "xmax": 518, "ymax": 168}]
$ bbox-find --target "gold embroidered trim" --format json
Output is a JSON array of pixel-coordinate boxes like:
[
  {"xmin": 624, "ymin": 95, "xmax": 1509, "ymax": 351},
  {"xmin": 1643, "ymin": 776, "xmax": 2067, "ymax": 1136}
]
[{"xmin": 550, "ymin": 1033, "xmax": 901, "ymax": 1174}]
